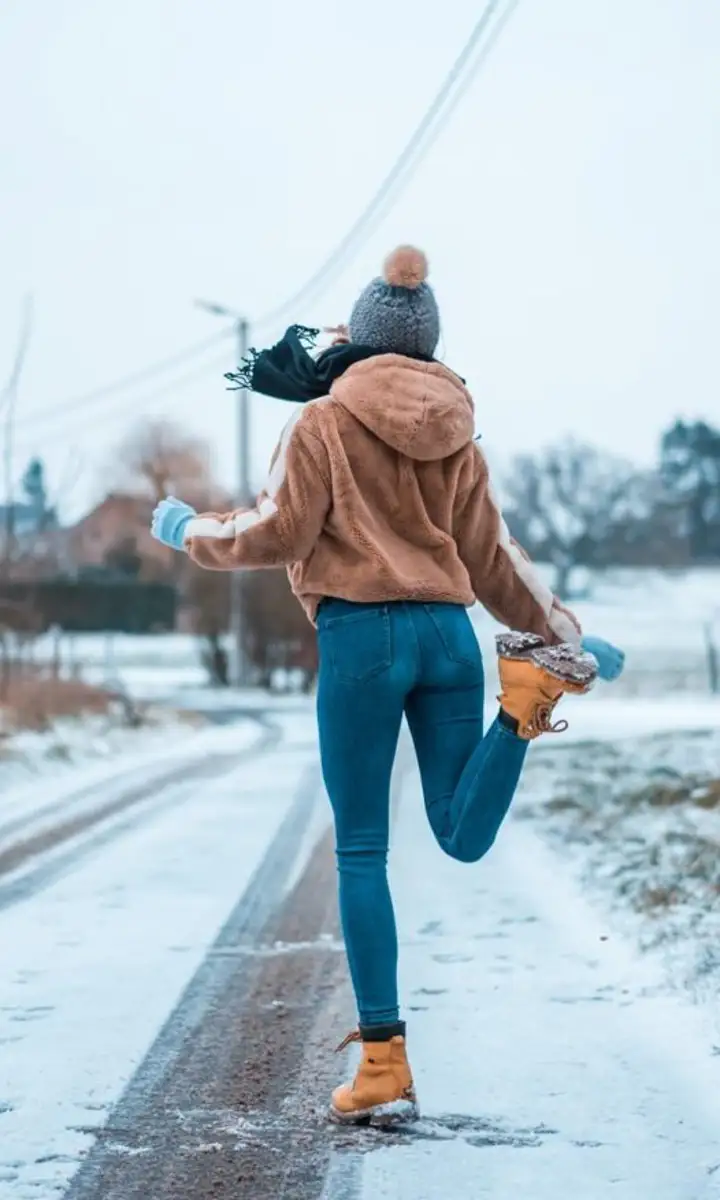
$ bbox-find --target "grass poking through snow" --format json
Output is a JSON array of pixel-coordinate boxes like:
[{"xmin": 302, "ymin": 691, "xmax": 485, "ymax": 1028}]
[{"xmin": 517, "ymin": 729, "xmax": 720, "ymax": 1004}]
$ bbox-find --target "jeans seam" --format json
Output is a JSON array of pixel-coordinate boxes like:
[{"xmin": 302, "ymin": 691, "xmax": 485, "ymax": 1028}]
[
  {"xmin": 425, "ymin": 606, "xmax": 478, "ymax": 669},
  {"xmin": 408, "ymin": 605, "xmax": 423, "ymax": 684}
]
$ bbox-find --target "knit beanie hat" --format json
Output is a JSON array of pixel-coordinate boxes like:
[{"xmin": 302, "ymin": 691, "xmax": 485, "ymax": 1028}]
[{"xmin": 348, "ymin": 246, "xmax": 440, "ymax": 358}]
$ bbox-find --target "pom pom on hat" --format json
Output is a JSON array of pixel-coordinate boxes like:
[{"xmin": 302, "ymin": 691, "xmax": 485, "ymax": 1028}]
[
  {"xmin": 383, "ymin": 245, "xmax": 428, "ymax": 290},
  {"xmin": 348, "ymin": 244, "xmax": 439, "ymax": 356}
]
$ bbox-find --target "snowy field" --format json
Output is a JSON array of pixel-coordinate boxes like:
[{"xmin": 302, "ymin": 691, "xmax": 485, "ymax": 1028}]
[
  {"xmin": 27, "ymin": 567, "xmax": 720, "ymax": 700},
  {"xmin": 516, "ymin": 724, "xmax": 720, "ymax": 1009},
  {"xmin": 471, "ymin": 564, "xmax": 720, "ymax": 697},
  {"xmin": 0, "ymin": 708, "xmax": 207, "ymax": 797}
]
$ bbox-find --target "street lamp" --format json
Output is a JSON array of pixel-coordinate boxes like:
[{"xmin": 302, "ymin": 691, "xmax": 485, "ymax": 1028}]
[{"xmin": 195, "ymin": 299, "xmax": 252, "ymax": 687}]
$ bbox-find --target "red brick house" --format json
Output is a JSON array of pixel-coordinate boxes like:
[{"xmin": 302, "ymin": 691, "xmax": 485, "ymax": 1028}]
[{"xmin": 66, "ymin": 493, "xmax": 172, "ymax": 578}]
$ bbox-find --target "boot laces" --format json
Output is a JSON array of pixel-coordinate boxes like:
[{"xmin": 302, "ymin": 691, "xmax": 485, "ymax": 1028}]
[
  {"xmin": 335, "ymin": 1030, "xmax": 362, "ymax": 1053},
  {"xmin": 532, "ymin": 701, "xmax": 568, "ymax": 735}
]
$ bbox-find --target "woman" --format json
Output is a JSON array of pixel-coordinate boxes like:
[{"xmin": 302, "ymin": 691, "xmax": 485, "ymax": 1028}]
[{"xmin": 151, "ymin": 247, "xmax": 625, "ymax": 1127}]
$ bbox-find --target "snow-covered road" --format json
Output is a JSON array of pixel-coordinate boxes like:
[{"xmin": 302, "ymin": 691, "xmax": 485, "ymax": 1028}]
[
  {"xmin": 0, "ymin": 711, "xmax": 321, "ymax": 1198},
  {"xmin": 0, "ymin": 704, "xmax": 717, "ymax": 1199}
]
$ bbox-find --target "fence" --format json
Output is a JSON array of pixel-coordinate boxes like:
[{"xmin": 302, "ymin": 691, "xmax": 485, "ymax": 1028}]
[{"xmin": 0, "ymin": 579, "xmax": 177, "ymax": 634}]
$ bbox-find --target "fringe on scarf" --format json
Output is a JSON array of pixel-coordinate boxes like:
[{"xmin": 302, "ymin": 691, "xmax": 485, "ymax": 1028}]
[{"xmin": 225, "ymin": 325, "xmax": 320, "ymax": 391}]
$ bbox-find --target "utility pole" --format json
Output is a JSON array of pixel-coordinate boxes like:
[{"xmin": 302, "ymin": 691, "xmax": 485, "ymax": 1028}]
[
  {"xmin": 233, "ymin": 316, "xmax": 252, "ymax": 688},
  {"xmin": 195, "ymin": 300, "xmax": 253, "ymax": 687},
  {"xmin": 1, "ymin": 295, "xmax": 34, "ymax": 574}
]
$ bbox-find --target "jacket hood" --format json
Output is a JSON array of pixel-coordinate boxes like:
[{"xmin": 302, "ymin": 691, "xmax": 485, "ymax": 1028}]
[{"xmin": 330, "ymin": 355, "xmax": 475, "ymax": 462}]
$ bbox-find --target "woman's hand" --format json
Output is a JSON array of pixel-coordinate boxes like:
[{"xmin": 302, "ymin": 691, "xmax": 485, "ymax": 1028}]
[
  {"xmin": 323, "ymin": 324, "xmax": 350, "ymax": 346},
  {"xmin": 151, "ymin": 496, "xmax": 196, "ymax": 550},
  {"xmin": 581, "ymin": 635, "xmax": 626, "ymax": 682}
]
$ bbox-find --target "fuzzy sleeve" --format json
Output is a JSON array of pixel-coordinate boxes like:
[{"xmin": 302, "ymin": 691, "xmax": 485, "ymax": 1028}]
[
  {"xmin": 453, "ymin": 445, "xmax": 581, "ymax": 645},
  {"xmin": 183, "ymin": 410, "xmax": 331, "ymax": 571}
]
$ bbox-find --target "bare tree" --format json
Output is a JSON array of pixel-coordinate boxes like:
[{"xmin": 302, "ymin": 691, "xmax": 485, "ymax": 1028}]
[
  {"xmin": 0, "ymin": 595, "xmax": 43, "ymax": 701},
  {"xmin": 660, "ymin": 419, "xmax": 720, "ymax": 562},
  {"xmin": 108, "ymin": 418, "xmax": 240, "ymax": 678},
  {"xmin": 184, "ymin": 565, "xmax": 231, "ymax": 686},
  {"xmin": 113, "ymin": 418, "xmax": 215, "ymax": 506},
  {"xmin": 1, "ymin": 295, "xmax": 35, "ymax": 569},
  {"xmin": 504, "ymin": 440, "xmax": 652, "ymax": 597},
  {"xmin": 243, "ymin": 570, "xmax": 317, "ymax": 692},
  {"xmin": 108, "ymin": 418, "xmax": 231, "ymax": 582}
]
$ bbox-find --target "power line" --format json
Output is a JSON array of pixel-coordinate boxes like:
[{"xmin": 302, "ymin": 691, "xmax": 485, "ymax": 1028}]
[
  {"xmin": 0, "ymin": 294, "xmax": 35, "ymax": 418},
  {"xmin": 2, "ymin": 295, "xmax": 35, "ymax": 559},
  {"xmin": 254, "ymin": 0, "xmax": 521, "ymax": 331},
  {"xmin": 11, "ymin": 353, "xmax": 230, "ymax": 510},
  {"xmin": 13, "ymin": 352, "xmax": 230, "ymax": 446},
  {"xmin": 21, "ymin": 0, "xmax": 520, "ymax": 433},
  {"xmin": 22, "ymin": 328, "xmax": 233, "ymax": 428},
  {"xmin": 341, "ymin": 0, "xmax": 522, "ymax": 275}
]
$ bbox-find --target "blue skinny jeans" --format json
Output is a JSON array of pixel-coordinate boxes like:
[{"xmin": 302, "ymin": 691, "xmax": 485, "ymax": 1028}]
[{"xmin": 316, "ymin": 599, "xmax": 528, "ymax": 1029}]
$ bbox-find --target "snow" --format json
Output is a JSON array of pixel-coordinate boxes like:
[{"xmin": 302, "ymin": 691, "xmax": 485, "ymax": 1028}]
[
  {"xmin": 0, "ymin": 692, "xmax": 718, "ymax": 1197},
  {"xmin": 516, "ymin": 723, "xmax": 720, "ymax": 1009},
  {"xmin": 340, "ymin": 751, "xmax": 720, "ymax": 1199},
  {"xmin": 0, "ymin": 564, "xmax": 719, "ymax": 1195},
  {"xmin": 472, "ymin": 565, "xmax": 720, "ymax": 696},
  {"xmin": 532, "ymin": 692, "xmax": 720, "ymax": 741},
  {"xmin": 29, "ymin": 632, "xmax": 207, "ymax": 697},
  {"xmin": 152, "ymin": 686, "xmax": 315, "ymax": 714},
  {"xmin": 24, "ymin": 565, "xmax": 720, "ymax": 701},
  {"xmin": 0, "ymin": 715, "xmax": 322, "ymax": 1199},
  {"xmin": 0, "ymin": 716, "xmax": 260, "ymax": 839},
  {"xmin": 0, "ymin": 709, "xmax": 209, "ymax": 797}
]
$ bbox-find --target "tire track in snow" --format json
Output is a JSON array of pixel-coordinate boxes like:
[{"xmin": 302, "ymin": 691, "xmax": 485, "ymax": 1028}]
[
  {"xmin": 0, "ymin": 752, "xmax": 200, "ymax": 848},
  {"xmin": 0, "ymin": 714, "xmax": 280, "ymax": 912}
]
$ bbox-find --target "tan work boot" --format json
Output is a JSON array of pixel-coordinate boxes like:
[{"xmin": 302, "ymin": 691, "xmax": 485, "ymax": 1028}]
[
  {"xmin": 496, "ymin": 632, "xmax": 598, "ymax": 740},
  {"xmin": 330, "ymin": 1031, "xmax": 419, "ymax": 1126}
]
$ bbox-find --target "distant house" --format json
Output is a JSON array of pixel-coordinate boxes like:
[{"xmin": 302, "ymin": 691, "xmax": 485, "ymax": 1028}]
[
  {"xmin": 4, "ymin": 492, "xmax": 173, "ymax": 581},
  {"xmin": 66, "ymin": 493, "xmax": 171, "ymax": 579}
]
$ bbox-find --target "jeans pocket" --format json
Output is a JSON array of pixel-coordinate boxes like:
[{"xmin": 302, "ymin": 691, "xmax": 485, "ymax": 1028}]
[
  {"xmin": 425, "ymin": 604, "xmax": 481, "ymax": 669},
  {"xmin": 320, "ymin": 609, "xmax": 392, "ymax": 683}
]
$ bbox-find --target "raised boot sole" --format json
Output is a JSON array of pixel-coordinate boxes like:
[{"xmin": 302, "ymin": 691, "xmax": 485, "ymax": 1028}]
[
  {"xmin": 496, "ymin": 632, "xmax": 546, "ymax": 660},
  {"xmin": 328, "ymin": 1096, "xmax": 420, "ymax": 1128},
  {"xmin": 531, "ymin": 644, "xmax": 598, "ymax": 691}
]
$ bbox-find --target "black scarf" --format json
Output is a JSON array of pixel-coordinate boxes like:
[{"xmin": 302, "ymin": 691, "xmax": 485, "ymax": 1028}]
[{"xmin": 225, "ymin": 325, "xmax": 439, "ymax": 403}]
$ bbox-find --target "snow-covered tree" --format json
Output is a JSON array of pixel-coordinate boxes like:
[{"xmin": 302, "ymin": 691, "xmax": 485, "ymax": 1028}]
[
  {"xmin": 660, "ymin": 420, "xmax": 720, "ymax": 562},
  {"xmin": 504, "ymin": 440, "xmax": 653, "ymax": 596}
]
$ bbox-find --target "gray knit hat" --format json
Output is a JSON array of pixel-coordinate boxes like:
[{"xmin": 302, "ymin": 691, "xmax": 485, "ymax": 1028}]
[{"xmin": 348, "ymin": 246, "xmax": 440, "ymax": 358}]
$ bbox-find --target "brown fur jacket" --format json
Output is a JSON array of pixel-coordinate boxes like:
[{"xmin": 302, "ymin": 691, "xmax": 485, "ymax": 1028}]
[{"xmin": 184, "ymin": 355, "xmax": 580, "ymax": 643}]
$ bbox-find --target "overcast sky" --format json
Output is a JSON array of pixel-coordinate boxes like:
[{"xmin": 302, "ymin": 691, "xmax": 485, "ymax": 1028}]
[{"xmin": 1, "ymin": 0, "xmax": 719, "ymax": 518}]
